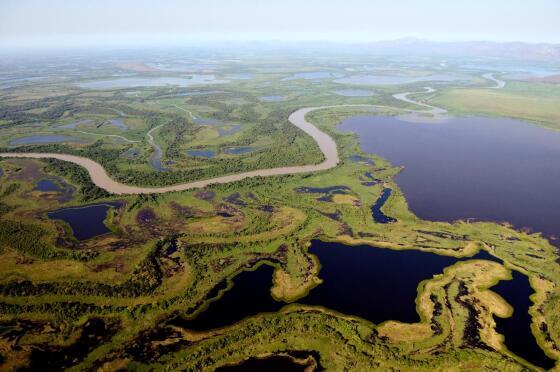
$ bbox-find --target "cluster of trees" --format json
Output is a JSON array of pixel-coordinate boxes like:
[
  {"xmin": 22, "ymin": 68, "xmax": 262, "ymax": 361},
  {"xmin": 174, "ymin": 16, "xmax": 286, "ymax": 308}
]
[
  {"xmin": 0, "ymin": 301, "xmax": 123, "ymax": 322},
  {"xmin": 161, "ymin": 117, "xmax": 191, "ymax": 159},
  {"xmin": 44, "ymin": 158, "xmax": 110, "ymax": 201},
  {"xmin": 1, "ymin": 182, "xmax": 20, "ymax": 197},
  {"xmin": 0, "ymin": 202, "xmax": 14, "ymax": 216},
  {"xmin": 0, "ymin": 238, "xmax": 171, "ymax": 298},
  {"xmin": 0, "ymin": 220, "xmax": 96, "ymax": 261}
]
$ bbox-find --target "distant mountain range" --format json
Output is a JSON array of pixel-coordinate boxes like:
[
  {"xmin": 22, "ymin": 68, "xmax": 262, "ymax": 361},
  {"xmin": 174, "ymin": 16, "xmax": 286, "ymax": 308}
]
[{"xmin": 357, "ymin": 38, "xmax": 560, "ymax": 61}]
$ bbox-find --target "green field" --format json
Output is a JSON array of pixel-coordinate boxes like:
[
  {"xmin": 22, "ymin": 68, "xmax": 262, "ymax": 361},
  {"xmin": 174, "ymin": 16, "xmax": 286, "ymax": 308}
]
[{"xmin": 0, "ymin": 51, "xmax": 559, "ymax": 371}]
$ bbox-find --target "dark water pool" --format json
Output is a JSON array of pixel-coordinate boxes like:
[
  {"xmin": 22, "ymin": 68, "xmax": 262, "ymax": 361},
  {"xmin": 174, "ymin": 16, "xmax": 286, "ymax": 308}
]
[
  {"xmin": 169, "ymin": 264, "xmax": 282, "ymax": 331},
  {"xmin": 35, "ymin": 179, "xmax": 63, "ymax": 192},
  {"xmin": 371, "ymin": 188, "xmax": 396, "ymax": 223},
  {"xmin": 302, "ymin": 241, "xmax": 499, "ymax": 324},
  {"xmin": 28, "ymin": 318, "xmax": 118, "ymax": 370},
  {"xmin": 35, "ymin": 178, "xmax": 74, "ymax": 201},
  {"xmin": 172, "ymin": 241, "xmax": 497, "ymax": 328},
  {"xmin": 170, "ymin": 241, "xmax": 551, "ymax": 368},
  {"xmin": 339, "ymin": 115, "xmax": 560, "ymax": 240},
  {"xmin": 492, "ymin": 270, "xmax": 555, "ymax": 369},
  {"xmin": 47, "ymin": 202, "xmax": 122, "ymax": 241}
]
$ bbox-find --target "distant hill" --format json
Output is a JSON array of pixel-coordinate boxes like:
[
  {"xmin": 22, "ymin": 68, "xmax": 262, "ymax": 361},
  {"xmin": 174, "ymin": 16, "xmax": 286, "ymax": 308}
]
[{"xmin": 360, "ymin": 38, "xmax": 560, "ymax": 61}]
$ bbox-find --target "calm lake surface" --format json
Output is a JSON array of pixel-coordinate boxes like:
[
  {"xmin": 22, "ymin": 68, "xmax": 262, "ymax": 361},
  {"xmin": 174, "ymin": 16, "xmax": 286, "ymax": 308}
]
[
  {"xmin": 339, "ymin": 115, "xmax": 560, "ymax": 240},
  {"xmin": 78, "ymin": 75, "xmax": 227, "ymax": 89},
  {"xmin": 333, "ymin": 89, "xmax": 374, "ymax": 97},
  {"xmin": 9, "ymin": 135, "xmax": 83, "ymax": 145},
  {"xmin": 302, "ymin": 241, "xmax": 499, "ymax": 323},
  {"xmin": 172, "ymin": 241, "xmax": 497, "ymax": 328},
  {"xmin": 171, "ymin": 240, "xmax": 549, "ymax": 368},
  {"xmin": 492, "ymin": 271, "xmax": 556, "ymax": 369},
  {"xmin": 47, "ymin": 202, "xmax": 122, "ymax": 240},
  {"xmin": 335, "ymin": 73, "xmax": 471, "ymax": 85},
  {"xmin": 35, "ymin": 179, "xmax": 65, "ymax": 193},
  {"xmin": 170, "ymin": 264, "xmax": 282, "ymax": 331}
]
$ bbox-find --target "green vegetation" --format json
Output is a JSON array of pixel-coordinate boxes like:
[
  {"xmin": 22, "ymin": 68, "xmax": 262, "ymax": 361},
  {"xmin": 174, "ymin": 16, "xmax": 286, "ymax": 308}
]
[
  {"xmin": 432, "ymin": 81, "xmax": 560, "ymax": 130},
  {"xmin": 0, "ymin": 54, "xmax": 559, "ymax": 371}
]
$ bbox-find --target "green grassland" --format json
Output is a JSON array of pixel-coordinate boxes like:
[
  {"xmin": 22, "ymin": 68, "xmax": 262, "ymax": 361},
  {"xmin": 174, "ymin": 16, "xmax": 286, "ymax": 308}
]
[
  {"xmin": 432, "ymin": 81, "xmax": 560, "ymax": 130},
  {"xmin": 0, "ymin": 56, "xmax": 559, "ymax": 370}
]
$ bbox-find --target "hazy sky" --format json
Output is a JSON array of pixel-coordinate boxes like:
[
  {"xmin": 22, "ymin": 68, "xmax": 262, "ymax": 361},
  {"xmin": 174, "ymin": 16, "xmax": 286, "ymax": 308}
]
[{"xmin": 1, "ymin": 0, "xmax": 559, "ymax": 48}]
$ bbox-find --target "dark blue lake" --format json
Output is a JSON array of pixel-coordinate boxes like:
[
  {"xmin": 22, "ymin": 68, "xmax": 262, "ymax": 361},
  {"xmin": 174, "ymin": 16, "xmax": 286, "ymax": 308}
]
[
  {"xmin": 172, "ymin": 240, "xmax": 497, "ymax": 327},
  {"xmin": 47, "ymin": 202, "xmax": 122, "ymax": 241},
  {"xmin": 492, "ymin": 271, "xmax": 555, "ymax": 369},
  {"xmin": 169, "ymin": 240, "xmax": 551, "ymax": 368}
]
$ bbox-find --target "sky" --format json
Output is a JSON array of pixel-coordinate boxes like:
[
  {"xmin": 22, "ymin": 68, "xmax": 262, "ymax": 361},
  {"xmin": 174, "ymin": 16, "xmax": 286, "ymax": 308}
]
[{"xmin": 1, "ymin": 0, "xmax": 559, "ymax": 48}]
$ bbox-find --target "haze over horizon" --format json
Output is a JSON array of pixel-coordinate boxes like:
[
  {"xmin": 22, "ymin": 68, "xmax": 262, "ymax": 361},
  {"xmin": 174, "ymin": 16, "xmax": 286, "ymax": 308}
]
[{"xmin": 1, "ymin": 0, "xmax": 559, "ymax": 49}]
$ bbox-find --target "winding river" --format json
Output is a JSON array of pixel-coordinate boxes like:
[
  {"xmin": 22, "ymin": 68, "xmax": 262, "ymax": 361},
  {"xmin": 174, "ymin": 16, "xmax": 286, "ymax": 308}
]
[
  {"xmin": 0, "ymin": 107, "xmax": 340, "ymax": 194},
  {"xmin": 0, "ymin": 85, "xmax": 471, "ymax": 195},
  {"xmin": 482, "ymin": 72, "xmax": 506, "ymax": 89}
]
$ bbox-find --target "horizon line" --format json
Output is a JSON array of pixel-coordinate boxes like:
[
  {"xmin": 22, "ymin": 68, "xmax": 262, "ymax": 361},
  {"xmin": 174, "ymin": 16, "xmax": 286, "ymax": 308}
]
[{"xmin": 1, "ymin": 33, "xmax": 560, "ymax": 51}]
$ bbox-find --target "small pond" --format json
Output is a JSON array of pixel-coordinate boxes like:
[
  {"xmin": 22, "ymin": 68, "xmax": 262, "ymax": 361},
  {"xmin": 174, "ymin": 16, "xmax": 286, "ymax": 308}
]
[
  {"xmin": 47, "ymin": 202, "xmax": 122, "ymax": 241},
  {"xmin": 57, "ymin": 119, "xmax": 94, "ymax": 129},
  {"xmin": 9, "ymin": 135, "xmax": 84, "ymax": 146},
  {"xmin": 188, "ymin": 149, "xmax": 215, "ymax": 159},
  {"xmin": 259, "ymin": 95, "xmax": 285, "ymax": 102},
  {"xmin": 35, "ymin": 179, "xmax": 63, "ymax": 192}
]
